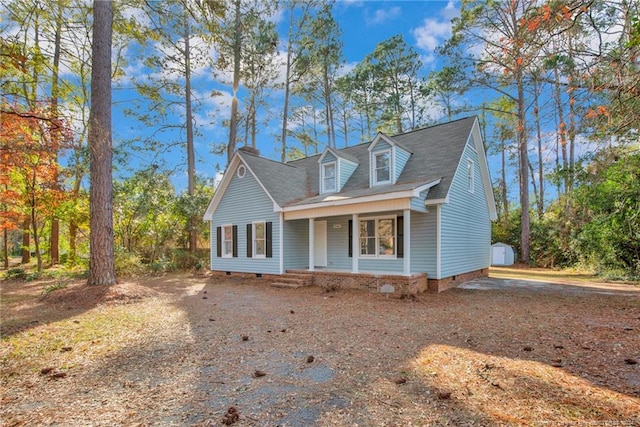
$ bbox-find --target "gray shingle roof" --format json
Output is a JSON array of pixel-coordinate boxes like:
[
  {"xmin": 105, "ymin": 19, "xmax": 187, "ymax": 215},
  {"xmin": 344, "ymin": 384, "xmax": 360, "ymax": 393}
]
[{"xmin": 242, "ymin": 116, "xmax": 477, "ymax": 207}]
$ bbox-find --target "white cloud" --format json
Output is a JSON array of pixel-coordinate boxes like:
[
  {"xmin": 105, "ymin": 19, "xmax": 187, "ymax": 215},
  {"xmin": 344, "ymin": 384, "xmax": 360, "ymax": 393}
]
[
  {"xmin": 411, "ymin": 1, "xmax": 460, "ymax": 56},
  {"xmin": 366, "ymin": 6, "xmax": 401, "ymax": 26},
  {"xmin": 441, "ymin": 0, "xmax": 459, "ymax": 20},
  {"xmin": 412, "ymin": 18, "xmax": 452, "ymax": 53}
]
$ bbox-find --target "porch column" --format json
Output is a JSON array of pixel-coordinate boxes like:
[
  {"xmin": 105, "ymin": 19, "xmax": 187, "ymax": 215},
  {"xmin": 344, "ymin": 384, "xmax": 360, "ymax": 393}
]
[
  {"xmin": 308, "ymin": 218, "xmax": 315, "ymax": 272},
  {"xmin": 352, "ymin": 214, "xmax": 358, "ymax": 273},
  {"xmin": 403, "ymin": 209, "xmax": 411, "ymax": 275}
]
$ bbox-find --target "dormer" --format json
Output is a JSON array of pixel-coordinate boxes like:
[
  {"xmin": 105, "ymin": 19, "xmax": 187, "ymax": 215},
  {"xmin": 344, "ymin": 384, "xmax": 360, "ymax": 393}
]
[
  {"xmin": 368, "ymin": 133, "xmax": 411, "ymax": 187},
  {"xmin": 318, "ymin": 147, "xmax": 358, "ymax": 194}
]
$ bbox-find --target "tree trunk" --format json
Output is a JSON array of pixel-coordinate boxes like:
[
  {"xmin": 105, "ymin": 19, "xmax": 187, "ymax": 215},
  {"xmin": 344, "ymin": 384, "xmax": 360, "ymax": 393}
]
[
  {"xmin": 3, "ymin": 228, "xmax": 9, "ymax": 269},
  {"xmin": 184, "ymin": 9, "xmax": 197, "ymax": 254},
  {"xmin": 280, "ymin": 9, "xmax": 294, "ymax": 162},
  {"xmin": 552, "ymin": 66, "xmax": 569, "ymax": 194},
  {"xmin": 21, "ymin": 218, "xmax": 30, "ymax": 264},
  {"xmin": 49, "ymin": 0, "xmax": 64, "ymax": 265},
  {"xmin": 30, "ymin": 199, "xmax": 42, "ymax": 272},
  {"xmin": 517, "ymin": 73, "xmax": 530, "ymax": 264},
  {"xmin": 227, "ymin": 0, "xmax": 241, "ymax": 166},
  {"xmin": 533, "ymin": 76, "xmax": 544, "ymax": 219},
  {"xmin": 88, "ymin": 0, "xmax": 116, "ymax": 285},
  {"xmin": 501, "ymin": 138, "xmax": 508, "ymax": 224}
]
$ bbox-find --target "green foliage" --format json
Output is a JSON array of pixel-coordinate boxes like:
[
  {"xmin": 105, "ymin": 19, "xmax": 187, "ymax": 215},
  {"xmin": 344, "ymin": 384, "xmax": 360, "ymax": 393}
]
[
  {"xmin": 42, "ymin": 281, "xmax": 68, "ymax": 296},
  {"xmin": 529, "ymin": 199, "xmax": 577, "ymax": 268},
  {"xmin": 508, "ymin": 149, "xmax": 640, "ymax": 278},
  {"xmin": 4, "ymin": 268, "xmax": 27, "ymax": 280},
  {"xmin": 571, "ymin": 150, "xmax": 640, "ymax": 278},
  {"xmin": 114, "ymin": 248, "xmax": 146, "ymax": 277}
]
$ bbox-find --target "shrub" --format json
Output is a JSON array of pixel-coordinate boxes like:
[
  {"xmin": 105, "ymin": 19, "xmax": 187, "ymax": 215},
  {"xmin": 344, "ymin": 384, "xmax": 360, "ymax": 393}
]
[
  {"xmin": 5, "ymin": 268, "xmax": 27, "ymax": 280},
  {"xmin": 114, "ymin": 248, "xmax": 146, "ymax": 276}
]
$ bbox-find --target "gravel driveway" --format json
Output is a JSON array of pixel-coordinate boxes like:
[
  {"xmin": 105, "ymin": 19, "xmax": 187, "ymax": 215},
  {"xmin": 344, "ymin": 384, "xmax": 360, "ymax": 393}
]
[{"xmin": 460, "ymin": 275, "xmax": 640, "ymax": 296}]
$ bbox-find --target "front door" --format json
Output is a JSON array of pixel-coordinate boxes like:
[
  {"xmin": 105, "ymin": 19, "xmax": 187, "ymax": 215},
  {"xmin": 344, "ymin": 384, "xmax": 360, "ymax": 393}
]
[{"xmin": 314, "ymin": 221, "xmax": 327, "ymax": 267}]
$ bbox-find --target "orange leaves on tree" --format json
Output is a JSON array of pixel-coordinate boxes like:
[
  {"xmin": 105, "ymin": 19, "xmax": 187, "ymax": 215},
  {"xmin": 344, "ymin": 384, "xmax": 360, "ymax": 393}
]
[
  {"xmin": 0, "ymin": 101, "xmax": 72, "ymax": 231},
  {"xmin": 586, "ymin": 105, "xmax": 611, "ymax": 120}
]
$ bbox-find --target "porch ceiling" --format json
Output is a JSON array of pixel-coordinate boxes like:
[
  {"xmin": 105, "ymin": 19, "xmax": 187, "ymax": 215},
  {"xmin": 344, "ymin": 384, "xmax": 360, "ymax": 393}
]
[{"xmin": 282, "ymin": 197, "xmax": 414, "ymax": 220}]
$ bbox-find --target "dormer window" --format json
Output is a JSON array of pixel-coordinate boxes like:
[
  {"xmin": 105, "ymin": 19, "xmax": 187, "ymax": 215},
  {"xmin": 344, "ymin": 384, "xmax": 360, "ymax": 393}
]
[
  {"xmin": 322, "ymin": 162, "xmax": 337, "ymax": 193},
  {"xmin": 373, "ymin": 150, "xmax": 391, "ymax": 185}
]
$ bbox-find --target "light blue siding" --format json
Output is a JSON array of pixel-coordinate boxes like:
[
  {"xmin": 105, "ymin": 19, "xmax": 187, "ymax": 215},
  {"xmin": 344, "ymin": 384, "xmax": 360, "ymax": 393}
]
[
  {"xmin": 359, "ymin": 258, "xmax": 404, "ymax": 273},
  {"xmin": 339, "ymin": 160, "xmax": 358, "ymax": 190},
  {"xmin": 440, "ymin": 137, "xmax": 491, "ymax": 278},
  {"xmin": 211, "ymin": 165, "xmax": 280, "ymax": 274},
  {"xmin": 321, "ymin": 151, "xmax": 336, "ymax": 164},
  {"xmin": 372, "ymin": 139, "xmax": 392, "ymax": 151},
  {"xmin": 394, "ymin": 147, "xmax": 411, "ymax": 182},
  {"xmin": 410, "ymin": 212, "xmax": 437, "ymax": 275},
  {"xmin": 410, "ymin": 190, "xmax": 429, "ymax": 212},
  {"xmin": 283, "ymin": 219, "xmax": 308, "ymax": 269}
]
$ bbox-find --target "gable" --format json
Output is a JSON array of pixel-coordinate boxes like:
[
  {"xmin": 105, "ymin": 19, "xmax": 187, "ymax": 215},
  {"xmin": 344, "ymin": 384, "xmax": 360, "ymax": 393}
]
[
  {"xmin": 368, "ymin": 133, "xmax": 412, "ymax": 187},
  {"xmin": 203, "ymin": 153, "xmax": 282, "ymax": 221}
]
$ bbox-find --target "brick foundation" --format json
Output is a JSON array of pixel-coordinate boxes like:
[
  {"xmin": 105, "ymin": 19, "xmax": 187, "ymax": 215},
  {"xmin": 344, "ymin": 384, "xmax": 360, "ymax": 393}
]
[
  {"xmin": 309, "ymin": 270, "xmax": 428, "ymax": 296},
  {"xmin": 208, "ymin": 268, "xmax": 487, "ymax": 295},
  {"xmin": 208, "ymin": 269, "xmax": 428, "ymax": 297},
  {"xmin": 427, "ymin": 268, "xmax": 489, "ymax": 292}
]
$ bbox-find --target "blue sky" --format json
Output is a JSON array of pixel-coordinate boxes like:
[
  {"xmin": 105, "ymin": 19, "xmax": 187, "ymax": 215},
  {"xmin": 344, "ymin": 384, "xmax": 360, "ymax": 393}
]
[{"xmin": 112, "ymin": 1, "xmax": 486, "ymax": 191}]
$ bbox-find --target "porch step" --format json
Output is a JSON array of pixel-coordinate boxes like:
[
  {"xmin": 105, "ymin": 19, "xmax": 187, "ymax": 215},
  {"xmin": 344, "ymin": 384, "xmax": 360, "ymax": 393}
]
[{"xmin": 271, "ymin": 272, "xmax": 313, "ymax": 289}]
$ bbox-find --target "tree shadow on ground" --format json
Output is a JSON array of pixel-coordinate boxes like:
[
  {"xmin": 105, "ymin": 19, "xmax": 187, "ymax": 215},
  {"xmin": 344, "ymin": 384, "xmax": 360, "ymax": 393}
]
[{"xmin": 2, "ymin": 273, "xmax": 638, "ymax": 426}]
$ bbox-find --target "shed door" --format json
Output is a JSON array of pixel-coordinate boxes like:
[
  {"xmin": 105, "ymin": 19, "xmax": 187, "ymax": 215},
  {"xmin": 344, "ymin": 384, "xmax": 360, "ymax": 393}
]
[
  {"xmin": 492, "ymin": 246, "xmax": 506, "ymax": 265},
  {"xmin": 314, "ymin": 221, "xmax": 327, "ymax": 267}
]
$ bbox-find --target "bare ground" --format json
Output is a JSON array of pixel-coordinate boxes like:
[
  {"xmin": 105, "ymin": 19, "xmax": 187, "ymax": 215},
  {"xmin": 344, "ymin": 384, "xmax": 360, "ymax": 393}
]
[{"xmin": 1, "ymin": 272, "xmax": 639, "ymax": 426}]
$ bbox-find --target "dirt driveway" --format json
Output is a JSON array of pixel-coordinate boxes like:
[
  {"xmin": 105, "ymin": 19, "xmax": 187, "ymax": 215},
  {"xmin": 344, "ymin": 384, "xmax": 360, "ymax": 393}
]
[{"xmin": 1, "ymin": 272, "xmax": 639, "ymax": 426}]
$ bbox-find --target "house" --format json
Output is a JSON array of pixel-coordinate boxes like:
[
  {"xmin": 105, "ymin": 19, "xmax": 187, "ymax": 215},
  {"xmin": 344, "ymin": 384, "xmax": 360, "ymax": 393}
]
[{"xmin": 203, "ymin": 116, "xmax": 497, "ymax": 293}]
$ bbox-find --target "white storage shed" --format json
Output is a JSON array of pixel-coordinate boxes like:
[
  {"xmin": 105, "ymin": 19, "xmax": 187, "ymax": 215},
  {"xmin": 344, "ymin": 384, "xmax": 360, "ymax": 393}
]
[{"xmin": 491, "ymin": 242, "xmax": 516, "ymax": 266}]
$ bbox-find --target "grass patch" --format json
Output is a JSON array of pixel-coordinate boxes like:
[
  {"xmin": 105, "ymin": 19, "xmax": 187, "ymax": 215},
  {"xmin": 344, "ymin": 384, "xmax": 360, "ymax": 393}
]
[
  {"xmin": 0, "ymin": 302, "xmax": 165, "ymax": 376},
  {"xmin": 490, "ymin": 266, "xmax": 604, "ymax": 283},
  {"xmin": 41, "ymin": 282, "xmax": 68, "ymax": 296}
]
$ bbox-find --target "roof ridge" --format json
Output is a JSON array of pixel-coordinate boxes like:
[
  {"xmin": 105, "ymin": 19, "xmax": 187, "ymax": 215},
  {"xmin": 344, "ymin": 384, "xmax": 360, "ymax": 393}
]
[
  {"xmin": 389, "ymin": 115, "xmax": 476, "ymax": 138},
  {"xmin": 239, "ymin": 150, "xmax": 299, "ymax": 168}
]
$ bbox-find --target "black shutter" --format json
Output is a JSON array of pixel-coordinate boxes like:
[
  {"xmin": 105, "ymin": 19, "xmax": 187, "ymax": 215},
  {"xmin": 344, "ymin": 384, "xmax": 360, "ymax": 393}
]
[
  {"xmin": 246, "ymin": 224, "xmax": 252, "ymax": 258},
  {"xmin": 232, "ymin": 225, "xmax": 238, "ymax": 257},
  {"xmin": 216, "ymin": 226, "xmax": 222, "ymax": 257},
  {"xmin": 397, "ymin": 216, "xmax": 404, "ymax": 258},
  {"xmin": 348, "ymin": 220, "xmax": 353, "ymax": 257},
  {"xmin": 266, "ymin": 222, "xmax": 273, "ymax": 258}
]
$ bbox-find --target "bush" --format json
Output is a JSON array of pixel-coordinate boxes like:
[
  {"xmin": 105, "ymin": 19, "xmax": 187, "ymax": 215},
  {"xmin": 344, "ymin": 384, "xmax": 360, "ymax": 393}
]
[
  {"xmin": 5, "ymin": 268, "xmax": 27, "ymax": 280},
  {"xmin": 114, "ymin": 249, "xmax": 146, "ymax": 276}
]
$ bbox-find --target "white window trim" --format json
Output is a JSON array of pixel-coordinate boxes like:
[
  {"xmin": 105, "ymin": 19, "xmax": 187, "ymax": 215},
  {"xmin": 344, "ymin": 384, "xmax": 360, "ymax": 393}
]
[
  {"xmin": 252, "ymin": 221, "xmax": 266, "ymax": 258},
  {"xmin": 372, "ymin": 149, "xmax": 392, "ymax": 186},
  {"xmin": 467, "ymin": 160, "xmax": 474, "ymax": 194},
  {"xmin": 237, "ymin": 164, "xmax": 246, "ymax": 178},
  {"xmin": 321, "ymin": 161, "xmax": 337, "ymax": 193},
  {"xmin": 222, "ymin": 224, "xmax": 233, "ymax": 258},
  {"xmin": 358, "ymin": 215, "xmax": 397, "ymax": 259}
]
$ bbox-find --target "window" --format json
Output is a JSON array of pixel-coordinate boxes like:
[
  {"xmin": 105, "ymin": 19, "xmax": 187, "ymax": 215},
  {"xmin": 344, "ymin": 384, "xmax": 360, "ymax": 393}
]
[
  {"xmin": 253, "ymin": 222, "xmax": 266, "ymax": 257},
  {"xmin": 322, "ymin": 162, "xmax": 336, "ymax": 193},
  {"xmin": 237, "ymin": 164, "xmax": 246, "ymax": 178},
  {"xmin": 359, "ymin": 217, "xmax": 395, "ymax": 257},
  {"xmin": 222, "ymin": 225, "xmax": 234, "ymax": 257},
  {"xmin": 467, "ymin": 160, "xmax": 474, "ymax": 193},
  {"xmin": 373, "ymin": 151, "xmax": 391, "ymax": 184}
]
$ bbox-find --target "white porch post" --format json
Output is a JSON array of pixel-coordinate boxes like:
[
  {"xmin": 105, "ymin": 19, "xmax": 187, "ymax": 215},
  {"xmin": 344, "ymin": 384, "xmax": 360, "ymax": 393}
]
[
  {"xmin": 308, "ymin": 218, "xmax": 315, "ymax": 271},
  {"xmin": 403, "ymin": 209, "xmax": 411, "ymax": 275},
  {"xmin": 279, "ymin": 212, "xmax": 284, "ymax": 274},
  {"xmin": 352, "ymin": 214, "xmax": 358, "ymax": 273}
]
